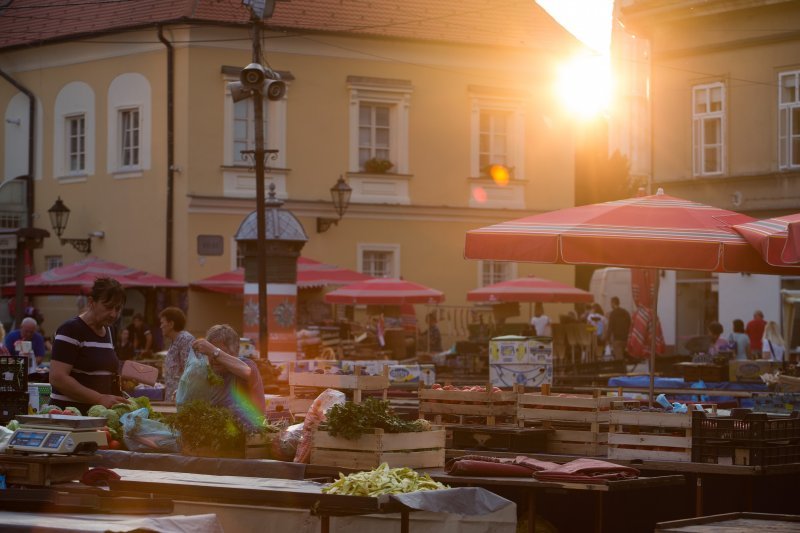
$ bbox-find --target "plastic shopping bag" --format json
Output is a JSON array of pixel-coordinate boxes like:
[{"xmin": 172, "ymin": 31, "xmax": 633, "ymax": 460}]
[
  {"xmin": 175, "ymin": 348, "xmax": 219, "ymax": 406},
  {"xmin": 120, "ymin": 407, "xmax": 179, "ymax": 453}
]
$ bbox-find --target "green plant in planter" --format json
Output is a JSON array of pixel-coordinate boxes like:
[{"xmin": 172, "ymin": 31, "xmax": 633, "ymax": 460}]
[{"xmin": 363, "ymin": 158, "xmax": 394, "ymax": 174}]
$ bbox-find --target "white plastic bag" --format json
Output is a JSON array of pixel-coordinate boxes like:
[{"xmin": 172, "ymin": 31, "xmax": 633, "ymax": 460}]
[
  {"xmin": 292, "ymin": 388, "xmax": 346, "ymax": 463},
  {"xmin": 175, "ymin": 348, "xmax": 219, "ymax": 406},
  {"xmin": 120, "ymin": 407, "xmax": 179, "ymax": 453}
]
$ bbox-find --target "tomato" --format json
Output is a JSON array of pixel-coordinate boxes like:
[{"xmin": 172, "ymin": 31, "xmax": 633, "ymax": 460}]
[
  {"xmin": 48, "ymin": 408, "xmax": 64, "ymax": 415},
  {"xmin": 108, "ymin": 440, "xmax": 121, "ymax": 449}
]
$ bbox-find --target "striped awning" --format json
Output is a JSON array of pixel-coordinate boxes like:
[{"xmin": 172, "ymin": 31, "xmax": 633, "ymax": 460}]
[
  {"xmin": 464, "ymin": 191, "xmax": 800, "ymax": 275},
  {"xmin": 467, "ymin": 275, "xmax": 593, "ymax": 303},
  {"xmin": 733, "ymin": 213, "xmax": 800, "ymax": 267},
  {"xmin": 324, "ymin": 278, "xmax": 445, "ymax": 305}
]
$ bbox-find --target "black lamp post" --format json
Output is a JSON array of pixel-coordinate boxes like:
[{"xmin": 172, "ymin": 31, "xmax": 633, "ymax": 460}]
[
  {"xmin": 316, "ymin": 175, "xmax": 352, "ymax": 233},
  {"xmin": 47, "ymin": 197, "xmax": 100, "ymax": 255}
]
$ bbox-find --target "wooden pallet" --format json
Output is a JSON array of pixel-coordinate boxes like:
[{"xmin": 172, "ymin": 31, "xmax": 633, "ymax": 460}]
[
  {"xmin": 289, "ymin": 365, "xmax": 390, "ymax": 415},
  {"xmin": 418, "ymin": 383, "xmax": 519, "ymax": 425},
  {"xmin": 311, "ymin": 426, "xmax": 446, "ymax": 470},
  {"xmin": 608, "ymin": 404, "xmax": 715, "ymax": 462}
]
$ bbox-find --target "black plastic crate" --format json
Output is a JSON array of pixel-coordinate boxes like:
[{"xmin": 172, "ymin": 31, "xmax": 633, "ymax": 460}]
[
  {"xmin": 0, "ymin": 356, "xmax": 27, "ymax": 392},
  {"xmin": 692, "ymin": 438, "xmax": 800, "ymax": 466},
  {"xmin": 0, "ymin": 391, "xmax": 29, "ymax": 423},
  {"xmin": 692, "ymin": 409, "xmax": 800, "ymax": 443}
]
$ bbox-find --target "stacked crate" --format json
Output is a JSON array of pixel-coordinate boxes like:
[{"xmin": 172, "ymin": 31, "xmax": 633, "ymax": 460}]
[
  {"xmin": 418, "ymin": 383, "xmax": 520, "ymax": 426},
  {"xmin": 0, "ymin": 355, "xmax": 28, "ymax": 423},
  {"xmin": 692, "ymin": 410, "xmax": 800, "ymax": 466},
  {"xmin": 517, "ymin": 389, "xmax": 623, "ymax": 456},
  {"xmin": 608, "ymin": 402, "xmax": 712, "ymax": 462}
]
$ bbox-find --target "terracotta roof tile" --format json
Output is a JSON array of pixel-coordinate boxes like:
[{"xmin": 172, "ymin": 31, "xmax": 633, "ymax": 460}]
[{"xmin": 0, "ymin": 0, "xmax": 579, "ymax": 51}]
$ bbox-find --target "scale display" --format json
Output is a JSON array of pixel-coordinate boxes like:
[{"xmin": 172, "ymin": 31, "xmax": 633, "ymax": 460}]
[{"xmin": 8, "ymin": 417, "xmax": 107, "ymax": 454}]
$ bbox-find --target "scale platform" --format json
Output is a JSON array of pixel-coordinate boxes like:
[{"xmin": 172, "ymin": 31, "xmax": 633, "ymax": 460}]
[{"xmin": 7, "ymin": 414, "xmax": 108, "ymax": 455}]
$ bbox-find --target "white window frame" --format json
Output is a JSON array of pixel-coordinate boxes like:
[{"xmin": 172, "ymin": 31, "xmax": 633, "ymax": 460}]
[
  {"xmin": 470, "ymin": 92, "xmax": 525, "ymax": 179},
  {"xmin": 107, "ymin": 73, "xmax": 151, "ymax": 177},
  {"xmin": 357, "ymin": 243, "xmax": 401, "ymax": 279},
  {"xmin": 119, "ymin": 108, "xmax": 140, "ymax": 170},
  {"xmin": 45, "ymin": 255, "xmax": 63, "ymax": 271},
  {"xmin": 53, "ymin": 81, "xmax": 94, "ymax": 182},
  {"xmin": 692, "ymin": 82, "xmax": 725, "ymax": 177},
  {"xmin": 779, "ymin": 70, "xmax": 800, "ymax": 170},
  {"xmin": 222, "ymin": 73, "xmax": 288, "ymax": 198},
  {"xmin": 478, "ymin": 260, "xmax": 517, "ymax": 287},
  {"xmin": 66, "ymin": 114, "xmax": 86, "ymax": 174},
  {"xmin": 348, "ymin": 77, "xmax": 411, "ymax": 174}
]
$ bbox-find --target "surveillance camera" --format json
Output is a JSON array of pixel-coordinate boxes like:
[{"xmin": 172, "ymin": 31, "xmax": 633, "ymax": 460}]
[{"xmin": 240, "ymin": 63, "xmax": 267, "ymax": 89}]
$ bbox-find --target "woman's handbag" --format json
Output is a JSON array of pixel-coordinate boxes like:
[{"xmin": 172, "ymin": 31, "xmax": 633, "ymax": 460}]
[{"xmin": 120, "ymin": 360, "xmax": 159, "ymax": 386}]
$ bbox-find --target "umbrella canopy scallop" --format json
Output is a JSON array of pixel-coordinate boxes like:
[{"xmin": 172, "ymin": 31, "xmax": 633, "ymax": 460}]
[
  {"xmin": 324, "ymin": 278, "xmax": 445, "ymax": 305},
  {"xmin": 733, "ymin": 213, "xmax": 800, "ymax": 267},
  {"xmin": 1, "ymin": 257, "xmax": 184, "ymax": 296},
  {"xmin": 467, "ymin": 276, "xmax": 592, "ymax": 303}
]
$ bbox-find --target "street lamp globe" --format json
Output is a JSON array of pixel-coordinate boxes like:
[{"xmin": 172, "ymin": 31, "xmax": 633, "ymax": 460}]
[{"xmin": 48, "ymin": 197, "xmax": 70, "ymax": 238}]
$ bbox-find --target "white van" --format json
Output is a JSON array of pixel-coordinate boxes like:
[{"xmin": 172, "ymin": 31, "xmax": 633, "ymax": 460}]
[{"xmin": 589, "ymin": 267, "xmax": 633, "ymax": 313}]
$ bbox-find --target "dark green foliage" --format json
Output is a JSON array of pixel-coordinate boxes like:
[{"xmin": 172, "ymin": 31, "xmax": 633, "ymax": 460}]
[
  {"xmin": 324, "ymin": 398, "xmax": 427, "ymax": 440},
  {"xmin": 166, "ymin": 399, "xmax": 277, "ymax": 452}
]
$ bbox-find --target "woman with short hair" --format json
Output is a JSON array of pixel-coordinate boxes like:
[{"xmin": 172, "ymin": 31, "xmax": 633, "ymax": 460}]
[{"xmin": 159, "ymin": 306, "xmax": 195, "ymax": 403}]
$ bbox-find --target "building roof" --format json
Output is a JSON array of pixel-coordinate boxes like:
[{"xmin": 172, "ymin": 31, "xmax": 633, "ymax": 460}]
[{"xmin": 0, "ymin": 0, "xmax": 580, "ymax": 52}]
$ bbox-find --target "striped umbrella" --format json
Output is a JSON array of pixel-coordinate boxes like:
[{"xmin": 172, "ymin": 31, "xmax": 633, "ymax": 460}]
[
  {"xmin": 626, "ymin": 269, "xmax": 665, "ymax": 360},
  {"xmin": 464, "ymin": 189, "xmax": 800, "ymax": 402},
  {"xmin": 467, "ymin": 275, "xmax": 593, "ymax": 303},
  {"xmin": 1, "ymin": 257, "xmax": 184, "ymax": 296},
  {"xmin": 324, "ymin": 278, "xmax": 445, "ymax": 305},
  {"xmin": 733, "ymin": 213, "xmax": 800, "ymax": 267},
  {"xmin": 190, "ymin": 257, "xmax": 372, "ymax": 294}
]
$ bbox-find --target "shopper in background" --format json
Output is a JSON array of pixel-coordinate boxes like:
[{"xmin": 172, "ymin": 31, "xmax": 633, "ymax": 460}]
[
  {"xmin": 708, "ymin": 322, "xmax": 729, "ymax": 356},
  {"xmin": 606, "ymin": 296, "xmax": 632, "ymax": 361},
  {"xmin": 160, "ymin": 306, "xmax": 195, "ymax": 403},
  {"xmin": 761, "ymin": 321, "xmax": 786, "ymax": 362},
  {"xmin": 746, "ymin": 310, "xmax": 766, "ymax": 356},
  {"xmin": 530, "ymin": 302, "xmax": 552, "ymax": 337},
  {"xmin": 727, "ymin": 319, "xmax": 750, "ymax": 361},
  {"xmin": 5, "ymin": 316, "xmax": 47, "ymax": 366}
]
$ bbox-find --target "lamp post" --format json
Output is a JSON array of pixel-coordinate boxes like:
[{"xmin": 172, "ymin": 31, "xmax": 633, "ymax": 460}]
[
  {"xmin": 47, "ymin": 197, "xmax": 103, "ymax": 255},
  {"xmin": 316, "ymin": 175, "xmax": 352, "ymax": 233}
]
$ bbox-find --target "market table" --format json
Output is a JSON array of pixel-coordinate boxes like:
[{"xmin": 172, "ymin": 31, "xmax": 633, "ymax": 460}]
[
  {"xmin": 102, "ymin": 468, "xmax": 515, "ymax": 533},
  {"xmin": 446, "ymin": 449, "xmax": 800, "ymax": 519},
  {"xmin": 655, "ymin": 512, "xmax": 800, "ymax": 532},
  {"xmin": 423, "ymin": 467, "xmax": 685, "ymax": 533}
]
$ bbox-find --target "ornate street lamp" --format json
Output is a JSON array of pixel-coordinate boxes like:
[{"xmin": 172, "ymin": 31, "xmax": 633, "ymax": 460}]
[
  {"xmin": 316, "ymin": 175, "xmax": 352, "ymax": 233},
  {"xmin": 47, "ymin": 197, "xmax": 103, "ymax": 255}
]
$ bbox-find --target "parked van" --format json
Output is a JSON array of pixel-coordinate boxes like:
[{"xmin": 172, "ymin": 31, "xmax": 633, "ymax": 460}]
[{"xmin": 589, "ymin": 268, "xmax": 633, "ymax": 314}]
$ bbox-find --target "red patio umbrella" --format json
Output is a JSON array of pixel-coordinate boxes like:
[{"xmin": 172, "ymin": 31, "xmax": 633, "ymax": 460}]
[
  {"xmin": 190, "ymin": 257, "xmax": 373, "ymax": 294},
  {"xmin": 733, "ymin": 214, "xmax": 800, "ymax": 266},
  {"xmin": 464, "ymin": 189, "xmax": 800, "ymax": 402},
  {"xmin": 324, "ymin": 278, "xmax": 445, "ymax": 305},
  {"xmin": 467, "ymin": 275, "xmax": 593, "ymax": 303},
  {"xmin": 1, "ymin": 257, "xmax": 184, "ymax": 296}
]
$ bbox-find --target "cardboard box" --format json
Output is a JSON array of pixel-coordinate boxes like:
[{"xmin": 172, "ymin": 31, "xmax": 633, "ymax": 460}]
[
  {"xmin": 263, "ymin": 394, "xmax": 291, "ymax": 413},
  {"xmin": 489, "ymin": 336, "xmax": 552, "ymax": 365},
  {"xmin": 28, "ymin": 383, "xmax": 52, "ymax": 414},
  {"xmin": 387, "ymin": 364, "xmax": 435, "ymax": 385},
  {"xmin": 490, "ymin": 363, "xmax": 552, "ymax": 388},
  {"xmin": 729, "ymin": 360, "xmax": 781, "ymax": 382}
]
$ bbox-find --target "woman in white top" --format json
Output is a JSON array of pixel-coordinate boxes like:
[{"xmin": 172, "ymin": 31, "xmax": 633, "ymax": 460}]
[{"xmin": 761, "ymin": 320, "xmax": 785, "ymax": 362}]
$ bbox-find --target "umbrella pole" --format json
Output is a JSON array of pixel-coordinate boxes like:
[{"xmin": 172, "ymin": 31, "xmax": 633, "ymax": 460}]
[{"xmin": 649, "ymin": 269, "xmax": 660, "ymax": 406}]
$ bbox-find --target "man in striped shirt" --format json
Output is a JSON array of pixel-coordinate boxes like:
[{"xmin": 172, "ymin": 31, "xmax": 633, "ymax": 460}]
[{"xmin": 49, "ymin": 278, "xmax": 128, "ymax": 414}]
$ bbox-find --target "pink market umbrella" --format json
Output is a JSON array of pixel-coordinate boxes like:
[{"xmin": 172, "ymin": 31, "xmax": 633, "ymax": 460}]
[
  {"xmin": 1, "ymin": 257, "xmax": 184, "ymax": 296},
  {"xmin": 464, "ymin": 189, "xmax": 800, "ymax": 402},
  {"xmin": 733, "ymin": 213, "xmax": 800, "ymax": 267},
  {"xmin": 626, "ymin": 269, "xmax": 665, "ymax": 360},
  {"xmin": 190, "ymin": 257, "xmax": 373, "ymax": 294},
  {"xmin": 324, "ymin": 278, "xmax": 445, "ymax": 305},
  {"xmin": 467, "ymin": 275, "xmax": 593, "ymax": 303}
]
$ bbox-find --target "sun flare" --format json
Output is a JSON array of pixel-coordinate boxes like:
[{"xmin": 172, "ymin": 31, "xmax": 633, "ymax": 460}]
[{"xmin": 555, "ymin": 53, "xmax": 612, "ymax": 118}]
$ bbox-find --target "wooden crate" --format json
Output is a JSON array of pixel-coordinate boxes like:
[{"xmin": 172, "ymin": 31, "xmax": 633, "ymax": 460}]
[
  {"xmin": 311, "ymin": 427, "xmax": 446, "ymax": 470},
  {"xmin": 517, "ymin": 391, "xmax": 625, "ymax": 425},
  {"xmin": 608, "ymin": 408, "xmax": 696, "ymax": 462},
  {"xmin": 289, "ymin": 365, "xmax": 389, "ymax": 415},
  {"xmin": 541, "ymin": 421, "xmax": 609, "ymax": 456},
  {"xmin": 418, "ymin": 385, "xmax": 518, "ymax": 425},
  {"xmin": 182, "ymin": 433, "xmax": 278, "ymax": 459}
]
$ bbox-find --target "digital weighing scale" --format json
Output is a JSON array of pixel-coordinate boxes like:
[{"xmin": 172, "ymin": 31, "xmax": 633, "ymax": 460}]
[{"xmin": 7, "ymin": 414, "xmax": 108, "ymax": 455}]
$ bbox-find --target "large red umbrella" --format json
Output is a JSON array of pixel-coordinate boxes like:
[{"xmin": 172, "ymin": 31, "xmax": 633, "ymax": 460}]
[
  {"xmin": 733, "ymin": 214, "xmax": 800, "ymax": 266},
  {"xmin": 190, "ymin": 257, "xmax": 372, "ymax": 294},
  {"xmin": 1, "ymin": 257, "xmax": 184, "ymax": 296},
  {"xmin": 464, "ymin": 189, "xmax": 800, "ymax": 401},
  {"xmin": 467, "ymin": 275, "xmax": 592, "ymax": 303},
  {"xmin": 324, "ymin": 278, "xmax": 445, "ymax": 305}
]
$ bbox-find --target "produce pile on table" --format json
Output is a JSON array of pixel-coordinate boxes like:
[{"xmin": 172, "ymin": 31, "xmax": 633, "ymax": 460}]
[
  {"xmin": 322, "ymin": 463, "xmax": 448, "ymax": 496},
  {"xmin": 324, "ymin": 398, "xmax": 431, "ymax": 440},
  {"xmin": 430, "ymin": 384, "xmax": 502, "ymax": 393}
]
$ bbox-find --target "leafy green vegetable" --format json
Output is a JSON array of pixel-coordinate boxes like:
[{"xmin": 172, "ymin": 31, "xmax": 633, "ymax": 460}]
[
  {"xmin": 206, "ymin": 365, "xmax": 224, "ymax": 386},
  {"xmin": 6, "ymin": 420, "xmax": 19, "ymax": 431},
  {"xmin": 165, "ymin": 399, "xmax": 278, "ymax": 453},
  {"xmin": 322, "ymin": 463, "xmax": 448, "ymax": 496},
  {"xmin": 324, "ymin": 398, "xmax": 429, "ymax": 440}
]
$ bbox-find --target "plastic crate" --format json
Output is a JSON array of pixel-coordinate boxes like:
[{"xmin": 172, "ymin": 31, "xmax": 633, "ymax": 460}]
[
  {"xmin": 0, "ymin": 392, "xmax": 30, "ymax": 423},
  {"xmin": 692, "ymin": 439, "xmax": 800, "ymax": 466},
  {"xmin": 692, "ymin": 409, "xmax": 800, "ymax": 443},
  {"xmin": 0, "ymin": 356, "xmax": 27, "ymax": 392}
]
